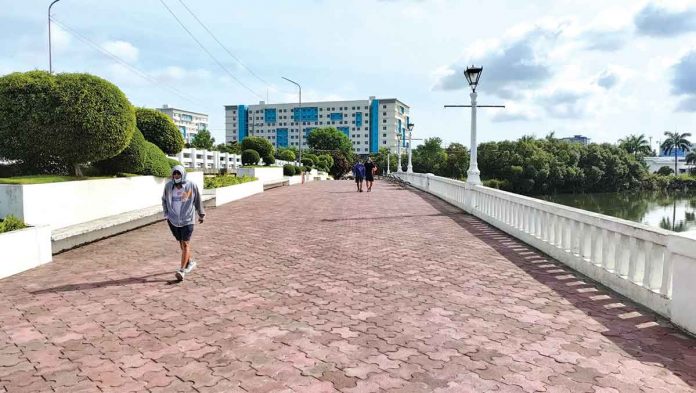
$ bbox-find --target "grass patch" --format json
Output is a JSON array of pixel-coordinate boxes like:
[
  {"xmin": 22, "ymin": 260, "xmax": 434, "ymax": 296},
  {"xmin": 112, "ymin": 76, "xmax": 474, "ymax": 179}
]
[
  {"xmin": 0, "ymin": 215, "xmax": 26, "ymax": 233},
  {"xmin": 0, "ymin": 175, "xmax": 115, "ymax": 185},
  {"xmin": 204, "ymin": 175, "xmax": 256, "ymax": 189},
  {"xmin": 240, "ymin": 165, "xmax": 274, "ymax": 169}
]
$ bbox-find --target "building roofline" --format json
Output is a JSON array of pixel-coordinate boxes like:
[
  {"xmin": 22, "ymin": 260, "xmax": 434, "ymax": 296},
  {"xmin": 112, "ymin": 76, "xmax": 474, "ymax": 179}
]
[
  {"xmin": 225, "ymin": 97, "xmax": 410, "ymax": 108},
  {"xmin": 157, "ymin": 106, "xmax": 208, "ymax": 116}
]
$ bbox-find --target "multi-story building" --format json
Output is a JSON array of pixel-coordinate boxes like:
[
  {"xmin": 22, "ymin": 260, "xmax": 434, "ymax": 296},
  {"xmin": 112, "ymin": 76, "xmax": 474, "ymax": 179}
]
[
  {"xmin": 224, "ymin": 97, "xmax": 410, "ymax": 154},
  {"xmin": 157, "ymin": 105, "xmax": 209, "ymax": 144},
  {"xmin": 560, "ymin": 135, "xmax": 591, "ymax": 146}
]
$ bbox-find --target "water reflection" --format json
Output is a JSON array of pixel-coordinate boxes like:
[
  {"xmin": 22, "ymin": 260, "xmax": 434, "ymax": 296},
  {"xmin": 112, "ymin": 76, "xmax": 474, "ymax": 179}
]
[{"xmin": 540, "ymin": 192, "xmax": 696, "ymax": 233}]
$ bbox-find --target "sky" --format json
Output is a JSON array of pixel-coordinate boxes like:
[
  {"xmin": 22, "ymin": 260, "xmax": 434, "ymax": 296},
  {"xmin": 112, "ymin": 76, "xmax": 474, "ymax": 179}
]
[{"xmin": 2, "ymin": 0, "xmax": 696, "ymax": 151}]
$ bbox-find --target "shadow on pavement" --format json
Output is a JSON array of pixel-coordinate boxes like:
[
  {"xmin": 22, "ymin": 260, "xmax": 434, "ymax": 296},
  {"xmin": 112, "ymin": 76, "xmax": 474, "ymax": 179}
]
[
  {"xmin": 407, "ymin": 186, "xmax": 696, "ymax": 388},
  {"xmin": 30, "ymin": 271, "xmax": 172, "ymax": 294}
]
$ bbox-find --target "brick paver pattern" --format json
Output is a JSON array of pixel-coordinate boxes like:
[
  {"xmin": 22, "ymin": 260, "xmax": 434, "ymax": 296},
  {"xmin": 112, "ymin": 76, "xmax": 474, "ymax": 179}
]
[{"xmin": 1, "ymin": 180, "xmax": 695, "ymax": 392}]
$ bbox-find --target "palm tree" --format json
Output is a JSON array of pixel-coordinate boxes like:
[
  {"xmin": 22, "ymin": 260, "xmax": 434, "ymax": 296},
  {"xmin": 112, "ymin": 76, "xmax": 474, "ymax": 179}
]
[
  {"xmin": 661, "ymin": 131, "xmax": 692, "ymax": 175},
  {"xmin": 686, "ymin": 151, "xmax": 696, "ymax": 174},
  {"xmin": 618, "ymin": 134, "xmax": 652, "ymax": 158}
]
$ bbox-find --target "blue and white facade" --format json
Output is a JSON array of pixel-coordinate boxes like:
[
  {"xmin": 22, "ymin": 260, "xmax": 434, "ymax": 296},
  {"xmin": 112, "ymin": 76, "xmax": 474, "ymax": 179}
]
[
  {"xmin": 225, "ymin": 97, "xmax": 410, "ymax": 154},
  {"xmin": 157, "ymin": 105, "xmax": 209, "ymax": 144}
]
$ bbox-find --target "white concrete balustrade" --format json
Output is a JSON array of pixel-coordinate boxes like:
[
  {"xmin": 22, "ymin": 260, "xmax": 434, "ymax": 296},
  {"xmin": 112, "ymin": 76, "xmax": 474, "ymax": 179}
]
[
  {"xmin": 394, "ymin": 172, "xmax": 696, "ymax": 336},
  {"xmin": 169, "ymin": 148, "xmax": 300, "ymax": 171}
]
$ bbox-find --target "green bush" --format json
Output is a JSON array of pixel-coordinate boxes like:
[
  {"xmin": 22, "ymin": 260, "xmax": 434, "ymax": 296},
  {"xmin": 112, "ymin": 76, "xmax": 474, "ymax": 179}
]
[
  {"xmin": 136, "ymin": 108, "xmax": 184, "ymax": 155},
  {"xmin": 241, "ymin": 136, "xmax": 274, "ymax": 158},
  {"xmin": 483, "ymin": 178, "xmax": 511, "ymax": 190},
  {"xmin": 278, "ymin": 150, "xmax": 296, "ymax": 161},
  {"xmin": 262, "ymin": 154, "xmax": 275, "ymax": 166},
  {"xmin": 295, "ymin": 165, "xmax": 303, "ymax": 174},
  {"xmin": 301, "ymin": 158, "xmax": 314, "ymax": 167},
  {"xmin": 204, "ymin": 175, "xmax": 255, "ymax": 189},
  {"xmin": 303, "ymin": 153, "xmax": 318, "ymax": 163},
  {"xmin": 303, "ymin": 165, "xmax": 311, "ymax": 172},
  {"xmin": 657, "ymin": 166, "xmax": 674, "ymax": 176},
  {"xmin": 142, "ymin": 141, "xmax": 172, "ymax": 177},
  {"xmin": 242, "ymin": 149, "xmax": 260, "ymax": 166},
  {"xmin": 283, "ymin": 164, "xmax": 296, "ymax": 176},
  {"xmin": 167, "ymin": 158, "xmax": 181, "ymax": 168},
  {"xmin": 0, "ymin": 215, "xmax": 26, "ymax": 233},
  {"xmin": 317, "ymin": 154, "xmax": 334, "ymax": 168},
  {"xmin": 95, "ymin": 128, "xmax": 147, "ymax": 175},
  {"xmin": 0, "ymin": 71, "xmax": 136, "ymax": 175}
]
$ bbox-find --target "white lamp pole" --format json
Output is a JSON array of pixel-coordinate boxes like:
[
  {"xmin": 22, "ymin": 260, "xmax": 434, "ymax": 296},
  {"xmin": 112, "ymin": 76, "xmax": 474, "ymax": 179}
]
[
  {"xmin": 464, "ymin": 66, "xmax": 483, "ymax": 185},
  {"xmin": 387, "ymin": 151, "xmax": 391, "ymax": 174},
  {"xmin": 282, "ymin": 77, "xmax": 302, "ymax": 163},
  {"xmin": 467, "ymin": 90, "xmax": 481, "ymax": 184},
  {"xmin": 48, "ymin": 0, "xmax": 62, "ymax": 74},
  {"xmin": 396, "ymin": 133, "xmax": 403, "ymax": 173},
  {"xmin": 407, "ymin": 123, "xmax": 414, "ymax": 173}
]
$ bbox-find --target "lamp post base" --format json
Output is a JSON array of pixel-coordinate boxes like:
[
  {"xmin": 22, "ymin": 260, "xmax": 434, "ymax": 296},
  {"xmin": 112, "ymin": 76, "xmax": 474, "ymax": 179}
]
[{"xmin": 466, "ymin": 169, "xmax": 481, "ymax": 185}]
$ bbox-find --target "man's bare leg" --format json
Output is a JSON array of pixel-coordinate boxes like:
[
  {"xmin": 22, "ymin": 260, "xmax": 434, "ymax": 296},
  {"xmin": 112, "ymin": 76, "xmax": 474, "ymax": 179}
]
[{"xmin": 180, "ymin": 241, "xmax": 191, "ymax": 270}]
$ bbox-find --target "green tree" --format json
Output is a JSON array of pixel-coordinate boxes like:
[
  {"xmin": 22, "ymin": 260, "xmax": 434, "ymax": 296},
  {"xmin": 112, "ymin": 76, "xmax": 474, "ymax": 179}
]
[
  {"xmin": 618, "ymin": 133, "xmax": 651, "ymax": 158},
  {"xmin": 242, "ymin": 149, "xmax": 260, "ymax": 166},
  {"xmin": 661, "ymin": 131, "xmax": 692, "ymax": 175},
  {"xmin": 0, "ymin": 71, "xmax": 136, "ymax": 176},
  {"xmin": 443, "ymin": 143, "xmax": 469, "ymax": 179},
  {"xmin": 412, "ymin": 138, "xmax": 447, "ymax": 174},
  {"xmin": 136, "ymin": 108, "xmax": 184, "ymax": 154},
  {"xmin": 95, "ymin": 128, "xmax": 147, "ymax": 175},
  {"xmin": 278, "ymin": 149, "xmax": 296, "ymax": 162},
  {"xmin": 306, "ymin": 127, "xmax": 352, "ymax": 154},
  {"xmin": 215, "ymin": 141, "xmax": 241, "ymax": 154},
  {"xmin": 191, "ymin": 129, "xmax": 216, "ymax": 150},
  {"xmin": 241, "ymin": 136, "xmax": 274, "ymax": 158},
  {"xmin": 373, "ymin": 147, "xmax": 396, "ymax": 175}
]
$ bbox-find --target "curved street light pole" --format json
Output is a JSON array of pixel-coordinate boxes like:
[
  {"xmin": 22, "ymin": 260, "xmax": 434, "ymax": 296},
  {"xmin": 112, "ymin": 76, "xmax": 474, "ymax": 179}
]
[
  {"xmin": 282, "ymin": 77, "xmax": 302, "ymax": 164},
  {"xmin": 48, "ymin": 0, "xmax": 62, "ymax": 74},
  {"xmin": 407, "ymin": 123, "xmax": 414, "ymax": 173}
]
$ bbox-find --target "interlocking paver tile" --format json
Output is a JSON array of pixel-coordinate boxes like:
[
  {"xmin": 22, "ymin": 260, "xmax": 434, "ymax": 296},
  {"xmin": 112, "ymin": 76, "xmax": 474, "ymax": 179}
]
[{"xmin": 0, "ymin": 181, "xmax": 695, "ymax": 392}]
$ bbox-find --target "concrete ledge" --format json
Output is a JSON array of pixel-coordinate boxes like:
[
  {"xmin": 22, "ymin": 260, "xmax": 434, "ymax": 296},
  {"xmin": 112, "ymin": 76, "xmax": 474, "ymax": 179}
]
[
  {"xmin": 202, "ymin": 180, "xmax": 263, "ymax": 207},
  {"xmin": 1, "ymin": 225, "xmax": 52, "ymax": 280},
  {"xmin": 51, "ymin": 195, "xmax": 215, "ymax": 254}
]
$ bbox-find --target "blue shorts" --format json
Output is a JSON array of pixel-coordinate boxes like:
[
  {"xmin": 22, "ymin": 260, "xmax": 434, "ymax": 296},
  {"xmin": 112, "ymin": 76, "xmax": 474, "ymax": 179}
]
[{"xmin": 168, "ymin": 221, "xmax": 194, "ymax": 242}]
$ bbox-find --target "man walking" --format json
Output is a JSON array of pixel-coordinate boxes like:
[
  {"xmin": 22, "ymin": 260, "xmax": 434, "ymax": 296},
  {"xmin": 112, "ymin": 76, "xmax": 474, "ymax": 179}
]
[
  {"xmin": 364, "ymin": 157, "xmax": 376, "ymax": 192},
  {"xmin": 352, "ymin": 160, "xmax": 366, "ymax": 192},
  {"xmin": 162, "ymin": 165, "xmax": 205, "ymax": 281}
]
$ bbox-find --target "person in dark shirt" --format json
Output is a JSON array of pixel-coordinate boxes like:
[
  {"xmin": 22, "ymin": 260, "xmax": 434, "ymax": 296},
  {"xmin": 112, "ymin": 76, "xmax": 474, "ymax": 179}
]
[
  {"xmin": 364, "ymin": 157, "xmax": 376, "ymax": 192},
  {"xmin": 352, "ymin": 161, "xmax": 365, "ymax": 192}
]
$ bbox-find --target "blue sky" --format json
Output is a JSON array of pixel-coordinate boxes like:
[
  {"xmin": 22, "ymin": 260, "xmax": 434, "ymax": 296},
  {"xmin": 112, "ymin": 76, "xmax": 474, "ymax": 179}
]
[{"xmin": 2, "ymin": 0, "xmax": 696, "ymax": 151}]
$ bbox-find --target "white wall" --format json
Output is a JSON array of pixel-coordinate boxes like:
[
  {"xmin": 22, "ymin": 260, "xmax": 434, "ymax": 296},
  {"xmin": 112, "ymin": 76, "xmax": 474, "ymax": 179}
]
[
  {"xmin": 202, "ymin": 180, "xmax": 263, "ymax": 207},
  {"xmin": 0, "ymin": 226, "xmax": 52, "ymax": 280},
  {"xmin": 237, "ymin": 167, "xmax": 284, "ymax": 184},
  {"xmin": 0, "ymin": 173, "xmax": 203, "ymax": 230}
]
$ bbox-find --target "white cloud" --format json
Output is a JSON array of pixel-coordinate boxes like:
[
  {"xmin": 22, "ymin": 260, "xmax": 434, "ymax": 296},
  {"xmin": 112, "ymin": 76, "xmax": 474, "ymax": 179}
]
[{"xmin": 102, "ymin": 40, "xmax": 139, "ymax": 63}]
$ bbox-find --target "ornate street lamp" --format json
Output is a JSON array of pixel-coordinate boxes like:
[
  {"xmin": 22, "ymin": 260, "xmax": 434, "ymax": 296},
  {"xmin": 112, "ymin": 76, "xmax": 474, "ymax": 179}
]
[
  {"xmin": 407, "ymin": 122, "xmax": 415, "ymax": 173},
  {"xmin": 464, "ymin": 65, "xmax": 482, "ymax": 185}
]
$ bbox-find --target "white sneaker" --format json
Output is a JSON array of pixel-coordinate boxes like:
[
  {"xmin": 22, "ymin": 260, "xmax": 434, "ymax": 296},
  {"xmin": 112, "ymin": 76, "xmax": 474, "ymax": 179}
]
[
  {"xmin": 175, "ymin": 269, "xmax": 185, "ymax": 281},
  {"xmin": 184, "ymin": 259, "xmax": 197, "ymax": 273}
]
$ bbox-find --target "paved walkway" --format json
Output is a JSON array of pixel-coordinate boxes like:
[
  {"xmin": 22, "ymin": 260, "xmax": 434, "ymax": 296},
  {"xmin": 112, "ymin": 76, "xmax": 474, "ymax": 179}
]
[{"xmin": 1, "ymin": 180, "xmax": 695, "ymax": 393}]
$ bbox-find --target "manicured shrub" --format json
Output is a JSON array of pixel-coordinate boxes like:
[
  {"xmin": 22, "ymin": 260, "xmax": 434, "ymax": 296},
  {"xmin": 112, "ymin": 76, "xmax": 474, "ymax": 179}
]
[
  {"xmin": 301, "ymin": 158, "xmax": 314, "ymax": 167},
  {"xmin": 294, "ymin": 165, "xmax": 303, "ymax": 174},
  {"xmin": 0, "ymin": 71, "xmax": 136, "ymax": 175},
  {"xmin": 278, "ymin": 150, "xmax": 296, "ymax": 161},
  {"xmin": 204, "ymin": 175, "xmax": 255, "ymax": 189},
  {"xmin": 0, "ymin": 215, "xmax": 26, "ymax": 233},
  {"xmin": 167, "ymin": 158, "xmax": 181, "ymax": 168},
  {"xmin": 263, "ymin": 154, "xmax": 275, "ymax": 166},
  {"xmin": 136, "ymin": 108, "xmax": 184, "ymax": 155},
  {"xmin": 283, "ymin": 164, "xmax": 296, "ymax": 176},
  {"xmin": 242, "ymin": 149, "xmax": 260, "ymax": 166},
  {"xmin": 317, "ymin": 154, "xmax": 334, "ymax": 168},
  {"xmin": 241, "ymin": 136, "xmax": 273, "ymax": 158},
  {"xmin": 142, "ymin": 141, "xmax": 172, "ymax": 177},
  {"xmin": 95, "ymin": 128, "xmax": 147, "ymax": 175},
  {"xmin": 657, "ymin": 166, "xmax": 674, "ymax": 176}
]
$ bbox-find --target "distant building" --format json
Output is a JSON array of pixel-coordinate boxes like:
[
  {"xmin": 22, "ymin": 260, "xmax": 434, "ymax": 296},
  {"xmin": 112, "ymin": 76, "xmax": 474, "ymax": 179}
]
[
  {"xmin": 560, "ymin": 135, "xmax": 591, "ymax": 146},
  {"xmin": 644, "ymin": 156, "xmax": 694, "ymax": 174},
  {"xmin": 224, "ymin": 97, "xmax": 410, "ymax": 154},
  {"xmin": 157, "ymin": 105, "xmax": 209, "ymax": 144}
]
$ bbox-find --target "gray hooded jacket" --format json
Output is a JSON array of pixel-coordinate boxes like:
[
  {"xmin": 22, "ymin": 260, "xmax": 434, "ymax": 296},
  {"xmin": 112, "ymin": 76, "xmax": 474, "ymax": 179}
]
[{"xmin": 162, "ymin": 165, "xmax": 205, "ymax": 227}]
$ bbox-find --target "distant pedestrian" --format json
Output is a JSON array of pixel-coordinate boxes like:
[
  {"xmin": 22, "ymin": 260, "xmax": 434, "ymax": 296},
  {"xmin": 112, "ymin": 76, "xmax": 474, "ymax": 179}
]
[
  {"xmin": 364, "ymin": 157, "xmax": 376, "ymax": 192},
  {"xmin": 162, "ymin": 165, "xmax": 205, "ymax": 281},
  {"xmin": 353, "ymin": 160, "xmax": 366, "ymax": 192}
]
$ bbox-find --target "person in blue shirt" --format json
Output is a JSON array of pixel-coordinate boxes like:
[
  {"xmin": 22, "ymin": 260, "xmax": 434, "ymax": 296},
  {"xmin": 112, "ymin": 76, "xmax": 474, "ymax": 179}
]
[{"xmin": 352, "ymin": 160, "xmax": 366, "ymax": 192}]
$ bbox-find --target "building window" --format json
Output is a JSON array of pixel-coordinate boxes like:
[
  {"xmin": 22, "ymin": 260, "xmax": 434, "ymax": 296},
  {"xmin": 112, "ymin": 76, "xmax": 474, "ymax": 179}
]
[
  {"xmin": 383, "ymin": 126, "xmax": 387, "ymax": 130},
  {"xmin": 383, "ymin": 141, "xmax": 387, "ymax": 144},
  {"xmin": 382, "ymin": 134, "xmax": 386, "ymax": 137}
]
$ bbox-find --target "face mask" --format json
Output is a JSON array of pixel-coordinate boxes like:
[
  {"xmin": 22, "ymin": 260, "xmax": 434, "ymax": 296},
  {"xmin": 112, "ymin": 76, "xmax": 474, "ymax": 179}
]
[{"xmin": 173, "ymin": 177, "xmax": 182, "ymax": 184}]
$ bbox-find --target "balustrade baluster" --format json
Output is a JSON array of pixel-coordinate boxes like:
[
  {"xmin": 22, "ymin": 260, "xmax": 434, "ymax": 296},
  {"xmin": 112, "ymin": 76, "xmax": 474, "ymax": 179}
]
[
  {"xmin": 627, "ymin": 237, "xmax": 639, "ymax": 280},
  {"xmin": 660, "ymin": 251, "xmax": 673, "ymax": 297}
]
